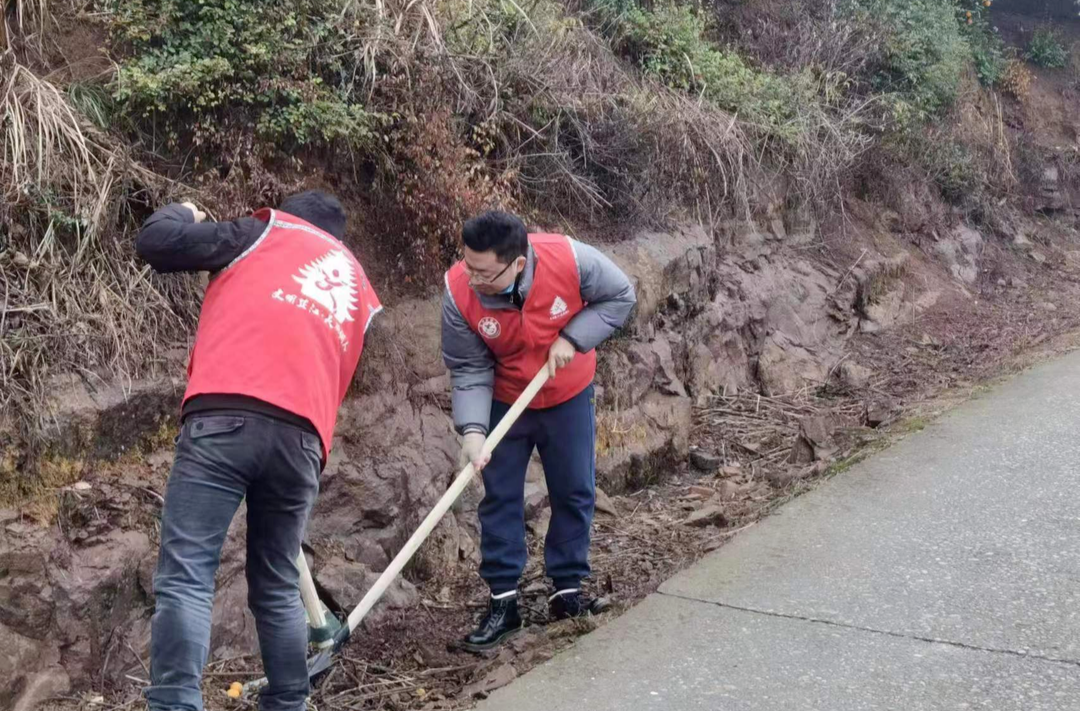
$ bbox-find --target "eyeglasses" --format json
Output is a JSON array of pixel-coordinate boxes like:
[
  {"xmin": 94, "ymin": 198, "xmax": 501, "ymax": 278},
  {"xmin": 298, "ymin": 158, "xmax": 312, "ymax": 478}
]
[{"xmin": 464, "ymin": 260, "xmax": 514, "ymax": 285}]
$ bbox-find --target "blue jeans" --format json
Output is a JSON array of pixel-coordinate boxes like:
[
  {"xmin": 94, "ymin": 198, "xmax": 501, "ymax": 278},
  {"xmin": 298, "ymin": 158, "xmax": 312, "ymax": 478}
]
[
  {"xmin": 479, "ymin": 385, "xmax": 596, "ymax": 594},
  {"xmin": 144, "ymin": 412, "xmax": 322, "ymax": 711}
]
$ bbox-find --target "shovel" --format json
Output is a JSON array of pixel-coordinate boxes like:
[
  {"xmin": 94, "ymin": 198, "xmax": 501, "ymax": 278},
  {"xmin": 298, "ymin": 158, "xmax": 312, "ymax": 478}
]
[{"xmin": 238, "ymin": 367, "xmax": 551, "ymax": 697}]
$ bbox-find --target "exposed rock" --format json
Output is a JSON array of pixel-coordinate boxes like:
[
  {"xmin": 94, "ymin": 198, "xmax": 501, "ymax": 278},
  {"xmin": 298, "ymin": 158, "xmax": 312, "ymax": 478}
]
[
  {"xmin": 209, "ymin": 513, "xmax": 259, "ymax": 660},
  {"xmin": 526, "ymin": 458, "xmax": 545, "ymax": 483},
  {"xmin": 464, "ymin": 663, "xmax": 518, "ymax": 697},
  {"xmin": 934, "ymin": 225, "xmax": 983, "ymax": 285},
  {"xmin": 596, "ymin": 392, "xmax": 692, "ymax": 492},
  {"xmin": 42, "ymin": 375, "xmax": 184, "ymax": 460},
  {"xmin": 1038, "ymin": 166, "xmax": 1066, "ymax": 212},
  {"xmin": 689, "ymin": 449, "xmax": 722, "ymax": 473},
  {"xmin": 523, "ymin": 481, "xmax": 548, "ymax": 521},
  {"xmin": 766, "ymin": 468, "xmax": 800, "ymax": 488},
  {"xmin": 758, "ymin": 335, "xmax": 829, "ymax": 396},
  {"xmin": 314, "ymin": 557, "xmax": 419, "ymax": 630},
  {"xmin": 0, "ymin": 524, "xmax": 156, "ymax": 702},
  {"xmin": 527, "ymin": 508, "xmax": 551, "ymax": 540},
  {"xmin": 866, "ymin": 398, "xmax": 902, "ymax": 428},
  {"xmin": 458, "ymin": 525, "xmax": 481, "ymax": 565},
  {"xmin": 137, "ymin": 551, "xmax": 156, "ymax": 600},
  {"xmin": 352, "ymin": 538, "xmax": 392, "ymax": 570},
  {"xmin": 684, "ymin": 506, "xmax": 727, "ymax": 528},
  {"xmin": 790, "ymin": 415, "xmax": 841, "ymax": 463},
  {"xmin": 687, "ymin": 331, "xmax": 750, "ymax": 404},
  {"xmin": 594, "ymin": 487, "xmax": 618, "ymax": 517},
  {"xmin": 837, "ymin": 361, "xmax": 872, "ymax": 390},
  {"xmin": 10, "ymin": 665, "xmax": 69, "ymax": 711},
  {"xmin": 623, "ymin": 338, "xmax": 688, "ymax": 398},
  {"xmin": 604, "ymin": 224, "xmax": 712, "ymax": 325},
  {"xmin": 717, "ymin": 481, "xmax": 739, "ymax": 500},
  {"xmin": 306, "ymin": 389, "xmax": 462, "ymax": 567}
]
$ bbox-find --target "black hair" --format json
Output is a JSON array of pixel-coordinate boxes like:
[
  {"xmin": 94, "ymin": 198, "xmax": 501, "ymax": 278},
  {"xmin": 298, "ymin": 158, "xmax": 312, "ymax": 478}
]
[
  {"xmin": 462, "ymin": 211, "xmax": 528, "ymax": 264},
  {"xmin": 279, "ymin": 190, "xmax": 347, "ymax": 239}
]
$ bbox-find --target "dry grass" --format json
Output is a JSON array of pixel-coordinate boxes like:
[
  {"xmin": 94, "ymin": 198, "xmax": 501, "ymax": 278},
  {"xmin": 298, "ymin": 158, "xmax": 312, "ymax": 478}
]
[
  {"xmin": 777, "ymin": 74, "xmax": 879, "ymax": 210},
  {"xmin": 1, "ymin": 52, "xmax": 199, "ymax": 444},
  {"xmin": 482, "ymin": 14, "xmax": 754, "ymax": 225},
  {"xmin": 2, "ymin": 59, "xmax": 111, "ymax": 228},
  {"xmin": 694, "ymin": 389, "xmax": 864, "ymax": 478},
  {"xmin": 355, "ymin": 0, "xmax": 756, "ymax": 227}
]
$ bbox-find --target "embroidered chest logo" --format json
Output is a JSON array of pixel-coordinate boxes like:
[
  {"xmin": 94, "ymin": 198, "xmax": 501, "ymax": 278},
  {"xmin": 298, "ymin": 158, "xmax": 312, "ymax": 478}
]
[
  {"xmin": 478, "ymin": 317, "xmax": 501, "ymax": 339},
  {"xmin": 549, "ymin": 295, "xmax": 569, "ymax": 320},
  {"xmin": 270, "ymin": 249, "xmax": 359, "ymax": 352}
]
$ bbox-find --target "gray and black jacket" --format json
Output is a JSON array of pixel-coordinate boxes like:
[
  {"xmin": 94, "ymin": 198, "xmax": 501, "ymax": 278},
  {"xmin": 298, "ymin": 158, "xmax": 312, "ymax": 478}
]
[{"xmin": 441, "ymin": 239, "xmax": 636, "ymax": 435}]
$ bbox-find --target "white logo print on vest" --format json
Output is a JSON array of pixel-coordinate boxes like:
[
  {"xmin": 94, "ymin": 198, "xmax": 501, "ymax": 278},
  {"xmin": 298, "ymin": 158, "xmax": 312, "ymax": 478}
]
[
  {"xmin": 293, "ymin": 250, "xmax": 358, "ymax": 323},
  {"xmin": 478, "ymin": 317, "xmax": 501, "ymax": 339},
  {"xmin": 549, "ymin": 295, "xmax": 569, "ymax": 320}
]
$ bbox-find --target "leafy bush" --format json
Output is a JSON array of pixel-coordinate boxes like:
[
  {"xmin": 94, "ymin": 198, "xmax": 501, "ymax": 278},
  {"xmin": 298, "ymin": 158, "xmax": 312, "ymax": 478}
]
[
  {"xmin": 960, "ymin": 15, "xmax": 1006, "ymax": 87},
  {"xmin": 843, "ymin": 0, "xmax": 969, "ymax": 117},
  {"xmin": 601, "ymin": 2, "xmax": 810, "ymax": 139},
  {"xmin": 1026, "ymin": 27, "xmax": 1068, "ymax": 69},
  {"xmin": 108, "ymin": 0, "xmax": 382, "ymax": 152}
]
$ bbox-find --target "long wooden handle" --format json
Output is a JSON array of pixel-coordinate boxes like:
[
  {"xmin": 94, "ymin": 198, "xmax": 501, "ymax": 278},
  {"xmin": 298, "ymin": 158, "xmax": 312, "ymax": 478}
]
[
  {"xmin": 344, "ymin": 367, "xmax": 551, "ymax": 633},
  {"xmin": 296, "ymin": 551, "xmax": 327, "ymax": 628}
]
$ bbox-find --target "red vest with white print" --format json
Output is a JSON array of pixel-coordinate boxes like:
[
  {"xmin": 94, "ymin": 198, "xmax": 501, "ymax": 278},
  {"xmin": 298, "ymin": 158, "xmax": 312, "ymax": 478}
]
[
  {"xmin": 446, "ymin": 234, "xmax": 596, "ymax": 408},
  {"xmin": 182, "ymin": 209, "xmax": 382, "ymax": 460}
]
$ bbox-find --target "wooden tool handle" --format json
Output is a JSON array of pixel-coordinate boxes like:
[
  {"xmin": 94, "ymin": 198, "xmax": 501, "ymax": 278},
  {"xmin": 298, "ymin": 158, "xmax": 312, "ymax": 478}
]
[{"xmin": 345, "ymin": 367, "xmax": 551, "ymax": 632}]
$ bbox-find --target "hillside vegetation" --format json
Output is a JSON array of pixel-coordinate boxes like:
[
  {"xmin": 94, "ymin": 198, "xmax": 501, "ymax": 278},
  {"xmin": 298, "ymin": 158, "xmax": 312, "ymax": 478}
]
[{"xmin": 1, "ymin": 0, "xmax": 1077, "ymax": 441}]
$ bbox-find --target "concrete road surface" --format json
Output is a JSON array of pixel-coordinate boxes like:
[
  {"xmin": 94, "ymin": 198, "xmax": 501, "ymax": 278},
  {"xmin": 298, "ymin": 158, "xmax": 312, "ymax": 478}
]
[{"xmin": 477, "ymin": 350, "xmax": 1080, "ymax": 710}]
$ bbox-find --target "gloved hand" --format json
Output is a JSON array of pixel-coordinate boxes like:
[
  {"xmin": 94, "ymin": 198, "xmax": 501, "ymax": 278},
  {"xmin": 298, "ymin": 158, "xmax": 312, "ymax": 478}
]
[{"xmin": 458, "ymin": 432, "xmax": 490, "ymax": 474}]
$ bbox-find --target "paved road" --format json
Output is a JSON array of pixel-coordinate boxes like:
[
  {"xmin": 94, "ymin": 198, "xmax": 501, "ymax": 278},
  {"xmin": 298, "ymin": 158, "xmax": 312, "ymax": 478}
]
[{"xmin": 478, "ymin": 350, "xmax": 1080, "ymax": 710}]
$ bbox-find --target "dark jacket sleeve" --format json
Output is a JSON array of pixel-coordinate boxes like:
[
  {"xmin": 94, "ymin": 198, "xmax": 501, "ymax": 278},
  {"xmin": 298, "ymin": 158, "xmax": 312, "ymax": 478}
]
[{"xmin": 135, "ymin": 203, "xmax": 267, "ymax": 273}]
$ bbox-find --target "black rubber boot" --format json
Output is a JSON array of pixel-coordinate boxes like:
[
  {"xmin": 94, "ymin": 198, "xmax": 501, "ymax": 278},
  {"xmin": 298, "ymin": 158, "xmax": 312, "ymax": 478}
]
[
  {"xmin": 549, "ymin": 590, "xmax": 612, "ymax": 621},
  {"xmin": 462, "ymin": 595, "xmax": 523, "ymax": 653}
]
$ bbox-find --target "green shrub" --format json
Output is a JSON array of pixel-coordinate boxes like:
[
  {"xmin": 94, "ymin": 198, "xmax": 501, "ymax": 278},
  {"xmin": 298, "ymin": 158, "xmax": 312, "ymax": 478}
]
[
  {"xmin": 961, "ymin": 16, "xmax": 1006, "ymax": 87},
  {"xmin": 108, "ymin": 0, "xmax": 381, "ymax": 151},
  {"xmin": 1026, "ymin": 27, "xmax": 1068, "ymax": 69},
  {"xmin": 602, "ymin": 2, "xmax": 810, "ymax": 139},
  {"xmin": 843, "ymin": 0, "xmax": 969, "ymax": 117}
]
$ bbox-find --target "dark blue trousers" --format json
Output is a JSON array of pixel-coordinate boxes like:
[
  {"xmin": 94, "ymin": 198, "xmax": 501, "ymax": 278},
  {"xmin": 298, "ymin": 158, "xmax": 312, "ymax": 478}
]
[{"xmin": 479, "ymin": 385, "xmax": 596, "ymax": 594}]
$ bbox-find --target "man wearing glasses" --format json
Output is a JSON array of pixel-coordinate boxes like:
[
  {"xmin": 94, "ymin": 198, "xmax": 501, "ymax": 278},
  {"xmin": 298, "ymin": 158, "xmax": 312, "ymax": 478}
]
[{"xmin": 441, "ymin": 210, "xmax": 636, "ymax": 651}]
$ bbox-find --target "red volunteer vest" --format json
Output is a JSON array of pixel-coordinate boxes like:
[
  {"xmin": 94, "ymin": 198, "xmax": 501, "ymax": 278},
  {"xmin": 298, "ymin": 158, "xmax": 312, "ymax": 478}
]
[
  {"xmin": 446, "ymin": 234, "xmax": 596, "ymax": 409},
  {"xmin": 182, "ymin": 209, "xmax": 382, "ymax": 460}
]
